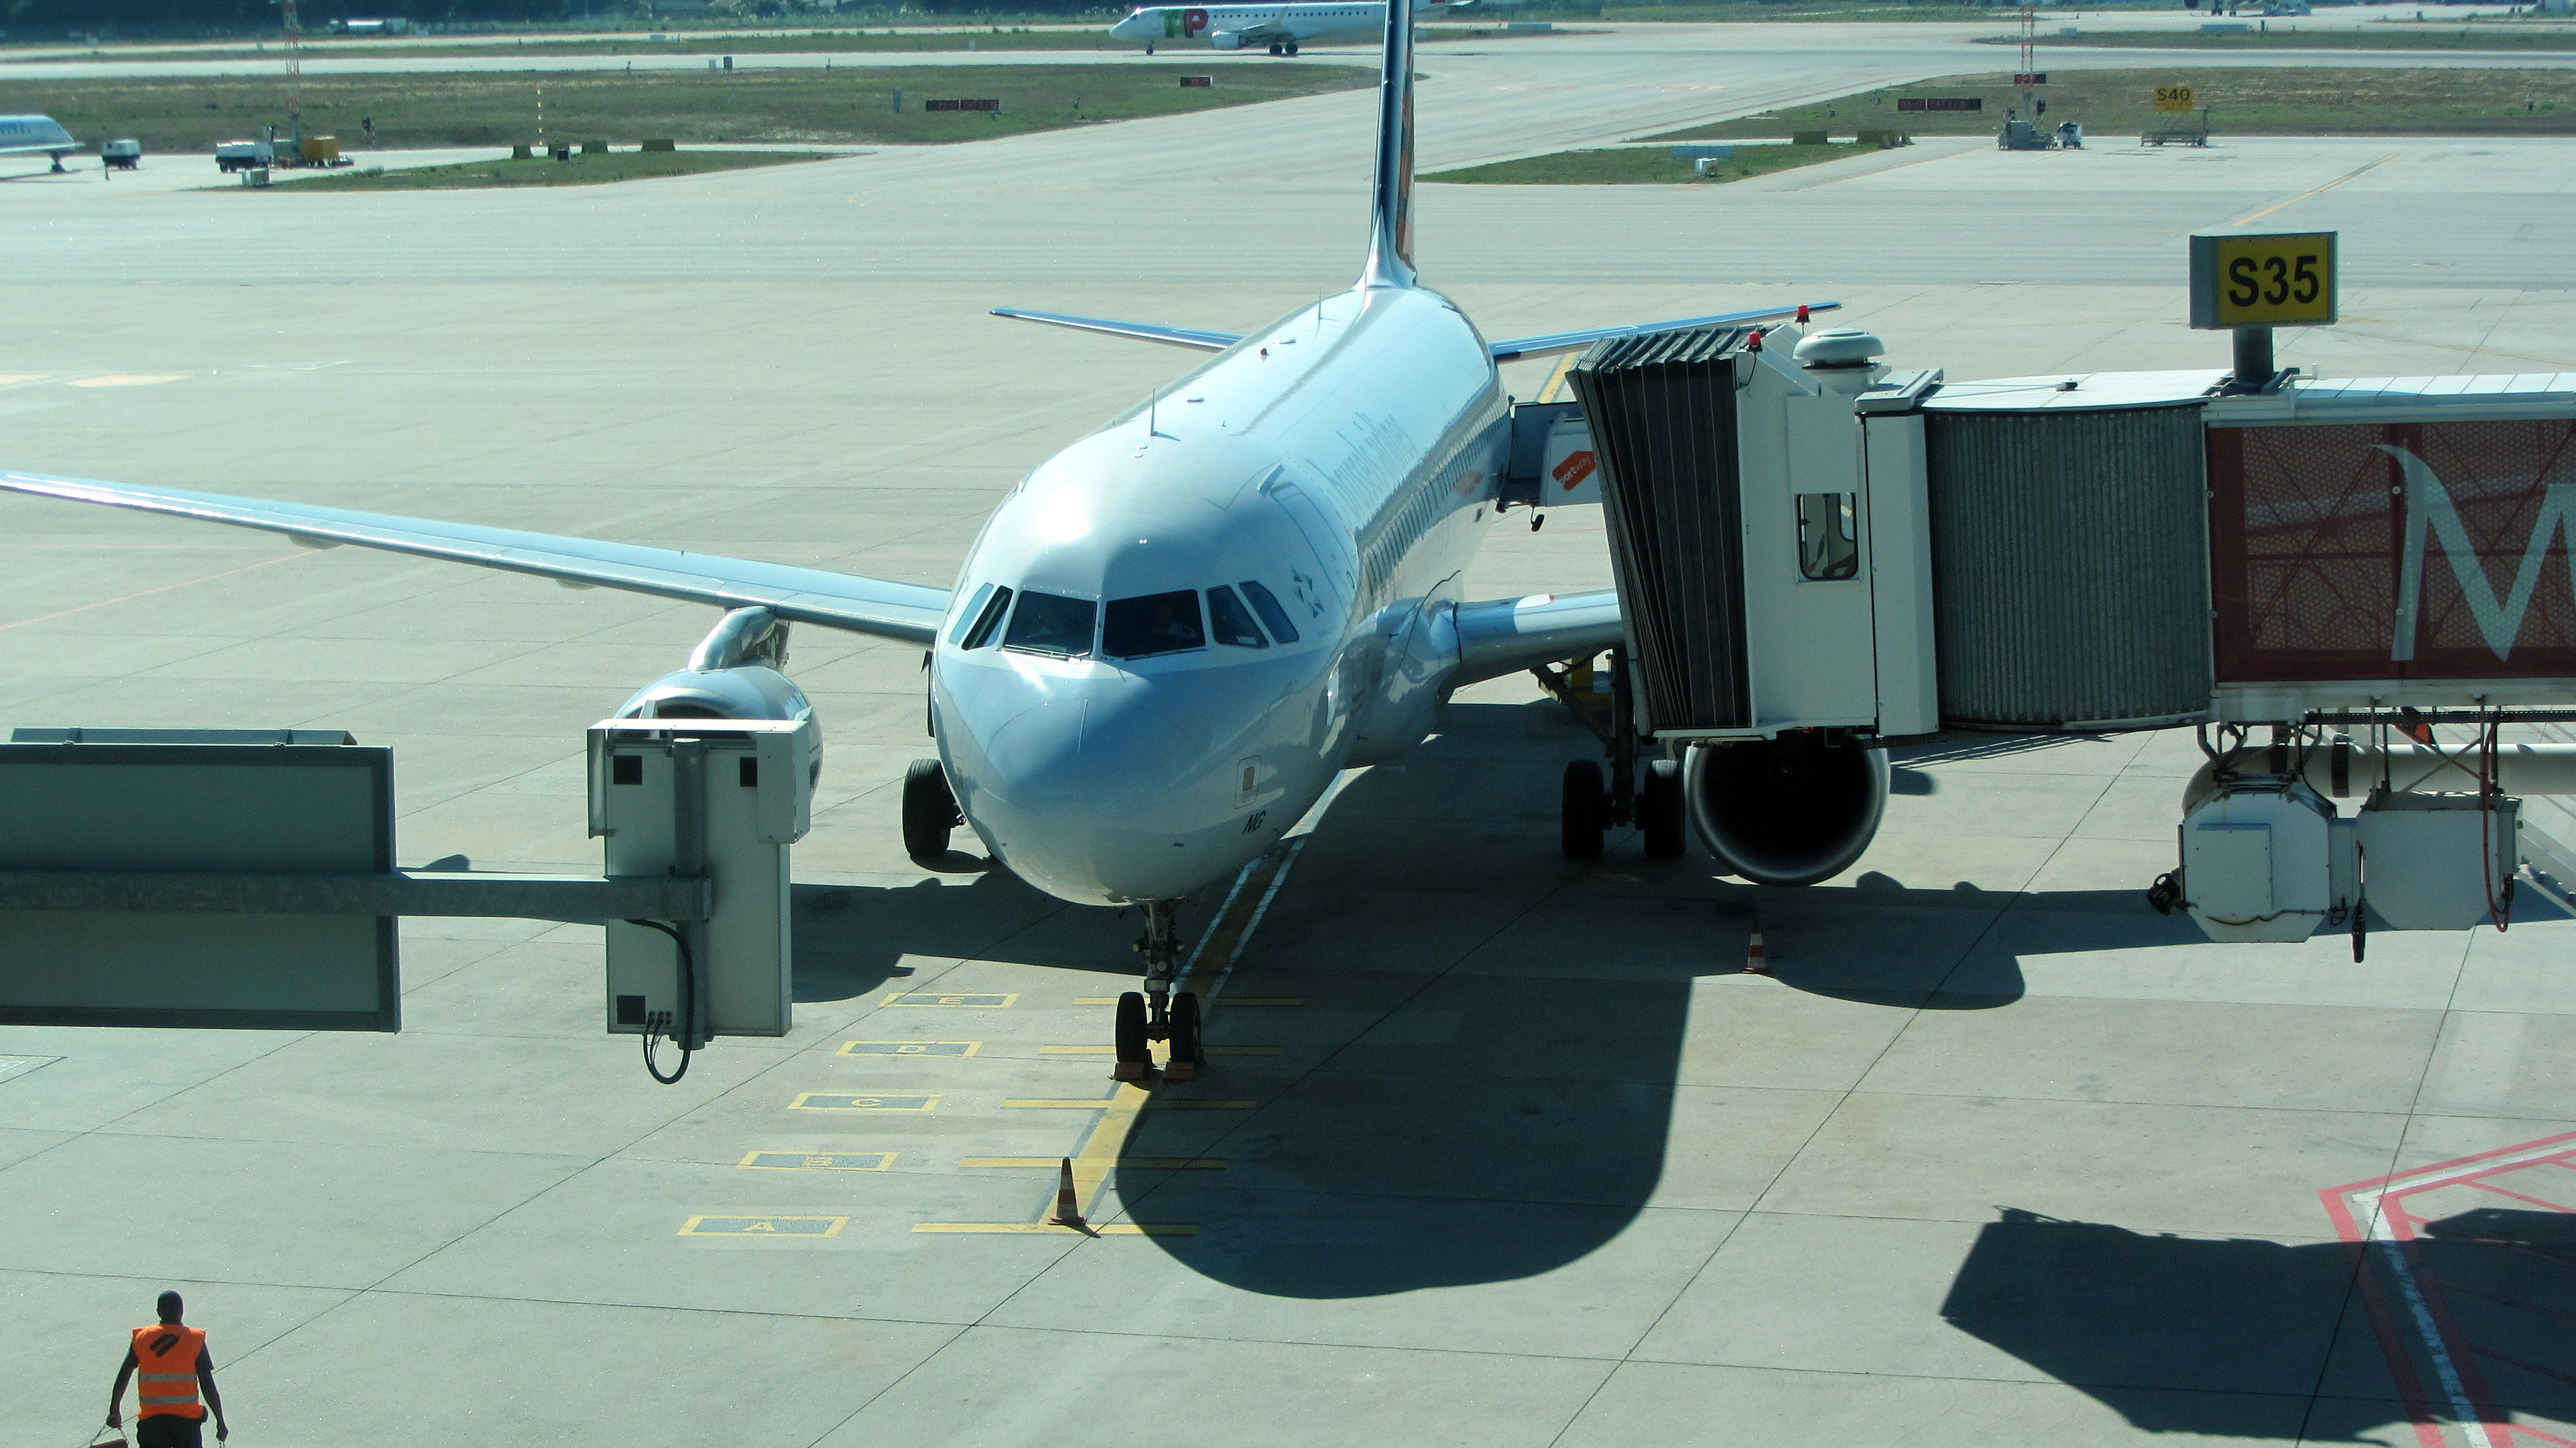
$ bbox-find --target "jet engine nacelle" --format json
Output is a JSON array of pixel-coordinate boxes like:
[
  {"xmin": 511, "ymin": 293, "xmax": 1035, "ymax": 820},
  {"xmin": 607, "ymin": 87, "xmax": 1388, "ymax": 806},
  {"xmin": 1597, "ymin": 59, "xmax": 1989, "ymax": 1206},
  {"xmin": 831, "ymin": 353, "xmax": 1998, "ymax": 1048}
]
[
  {"xmin": 613, "ymin": 607, "xmax": 823, "ymax": 789},
  {"xmin": 1683, "ymin": 735, "xmax": 1888, "ymax": 886},
  {"xmin": 1208, "ymin": 29, "xmax": 1247, "ymax": 48}
]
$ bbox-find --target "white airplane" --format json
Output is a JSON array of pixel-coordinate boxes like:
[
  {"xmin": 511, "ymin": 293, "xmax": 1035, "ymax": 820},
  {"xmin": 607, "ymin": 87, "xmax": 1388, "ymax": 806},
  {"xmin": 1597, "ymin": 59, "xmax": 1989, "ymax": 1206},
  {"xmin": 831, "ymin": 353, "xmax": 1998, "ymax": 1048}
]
[
  {"xmin": 0, "ymin": 5, "xmax": 1837, "ymax": 1063},
  {"xmin": 0, "ymin": 116, "xmax": 84, "ymax": 174},
  {"xmin": 1111, "ymin": 0, "xmax": 1441, "ymax": 55}
]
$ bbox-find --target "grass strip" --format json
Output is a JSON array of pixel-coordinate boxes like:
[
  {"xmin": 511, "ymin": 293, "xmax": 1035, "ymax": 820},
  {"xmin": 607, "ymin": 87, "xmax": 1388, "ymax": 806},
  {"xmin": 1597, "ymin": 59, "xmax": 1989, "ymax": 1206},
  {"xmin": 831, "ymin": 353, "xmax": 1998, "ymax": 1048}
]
[
  {"xmin": 255, "ymin": 148, "xmax": 833, "ymax": 189},
  {"xmin": 1426, "ymin": 140, "xmax": 1871, "ymax": 184},
  {"xmin": 0, "ymin": 62, "xmax": 1374, "ymax": 154},
  {"xmin": 1645, "ymin": 66, "xmax": 2576, "ymax": 139}
]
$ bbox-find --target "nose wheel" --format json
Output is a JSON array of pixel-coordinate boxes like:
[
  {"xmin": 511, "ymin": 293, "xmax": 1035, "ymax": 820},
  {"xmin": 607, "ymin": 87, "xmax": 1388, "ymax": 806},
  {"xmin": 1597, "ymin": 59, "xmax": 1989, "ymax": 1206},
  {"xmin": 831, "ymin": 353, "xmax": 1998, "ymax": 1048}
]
[
  {"xmin": 1114, "ymin": 900, "xmax": 1206, "ymax": 1082},
  {"xmin": 1537, "ymin": 648, "xmax": 1687, "ymax": 862}
]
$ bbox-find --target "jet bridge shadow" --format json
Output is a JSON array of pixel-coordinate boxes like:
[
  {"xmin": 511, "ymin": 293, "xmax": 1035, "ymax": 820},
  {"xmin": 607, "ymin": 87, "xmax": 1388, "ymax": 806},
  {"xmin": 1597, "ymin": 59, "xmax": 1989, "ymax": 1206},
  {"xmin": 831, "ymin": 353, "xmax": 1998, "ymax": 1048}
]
[
  {"xmin": 1100, "ymin": 701, "xmax": 2340, "ymax": 1299},
  {"xmin": 1942, "ymin": 1206, "xmax": 2576, "ymax": 1442}
]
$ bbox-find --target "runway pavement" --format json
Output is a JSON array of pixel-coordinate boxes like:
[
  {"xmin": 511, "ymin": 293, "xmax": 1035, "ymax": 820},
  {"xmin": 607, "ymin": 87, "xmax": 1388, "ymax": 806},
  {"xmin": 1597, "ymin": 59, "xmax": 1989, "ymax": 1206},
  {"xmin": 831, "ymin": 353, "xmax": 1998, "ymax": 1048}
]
[{"xmin": 0, "ymin": 21, "xmax": 2571, "ymax": 1448}]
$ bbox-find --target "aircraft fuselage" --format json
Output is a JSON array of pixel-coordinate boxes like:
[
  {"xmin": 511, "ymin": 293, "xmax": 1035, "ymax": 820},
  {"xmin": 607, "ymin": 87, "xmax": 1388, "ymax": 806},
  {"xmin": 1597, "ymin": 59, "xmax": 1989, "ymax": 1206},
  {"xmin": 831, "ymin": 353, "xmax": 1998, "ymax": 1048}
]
[{"xmin": 930, "ymin": 283, "xmax": 1506, "ymax": 906}]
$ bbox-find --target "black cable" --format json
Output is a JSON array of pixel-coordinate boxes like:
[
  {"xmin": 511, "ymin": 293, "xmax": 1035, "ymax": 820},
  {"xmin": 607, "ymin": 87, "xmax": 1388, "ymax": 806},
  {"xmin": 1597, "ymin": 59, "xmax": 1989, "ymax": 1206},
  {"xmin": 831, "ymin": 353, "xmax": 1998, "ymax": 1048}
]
[{"xmin": 627, "ymin": 919, "xmax": 694, "ymax": 1084}]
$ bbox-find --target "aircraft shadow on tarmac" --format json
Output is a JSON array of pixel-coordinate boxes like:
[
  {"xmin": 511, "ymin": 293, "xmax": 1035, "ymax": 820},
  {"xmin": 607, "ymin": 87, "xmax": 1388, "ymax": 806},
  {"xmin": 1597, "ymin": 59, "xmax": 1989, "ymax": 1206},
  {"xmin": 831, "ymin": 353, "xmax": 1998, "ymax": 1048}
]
[
  {"xmin": 1072, "ymin": 701, "xmax": 2215, "ymax": 1299},
  {"xmin": 1944, "ymin": 1206, "xmax": 2576, "ymax": 1441}
]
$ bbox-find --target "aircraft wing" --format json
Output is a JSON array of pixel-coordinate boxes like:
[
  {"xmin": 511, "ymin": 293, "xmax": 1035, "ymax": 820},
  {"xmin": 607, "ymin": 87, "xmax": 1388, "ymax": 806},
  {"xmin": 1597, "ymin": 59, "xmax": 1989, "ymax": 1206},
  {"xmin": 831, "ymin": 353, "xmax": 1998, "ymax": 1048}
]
[
  {"xmin": 0, "ymin": 470, "xmax": 951, "ymax": 645},
  {"xmin": 990, "ymin": 307, "xmax": 1238, "ymax": 353},
  {"xmin": 0, "ymin": 142, "xmax": 82, "ymax": 157},
  {"xmin": 1486, "ymin": 302, "xmax": 1841, "ymax": 364},
  {"xmin": 1451, "ymin": 587, "xmax": 1622, "ymax": 687}
]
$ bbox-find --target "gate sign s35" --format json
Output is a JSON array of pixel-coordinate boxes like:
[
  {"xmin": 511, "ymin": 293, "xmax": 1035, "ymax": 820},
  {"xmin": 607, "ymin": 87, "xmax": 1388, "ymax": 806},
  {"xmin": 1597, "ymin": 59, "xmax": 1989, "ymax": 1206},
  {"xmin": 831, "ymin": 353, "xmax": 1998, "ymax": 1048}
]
[{"xmin": 2190, "ymin": 231, "xmax": 2338, "ymax": 329}]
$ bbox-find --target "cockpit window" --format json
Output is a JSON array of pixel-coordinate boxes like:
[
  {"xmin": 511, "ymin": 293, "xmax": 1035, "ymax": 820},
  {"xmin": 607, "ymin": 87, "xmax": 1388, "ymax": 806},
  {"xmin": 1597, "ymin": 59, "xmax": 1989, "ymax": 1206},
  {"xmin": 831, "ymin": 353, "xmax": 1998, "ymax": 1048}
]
[
  {"xmin": 1103, "ymin": 590, "xmax": 1206, "ymax": 659},
  {"xmin": 1003, "ymin": 591, "xmax": 1096, "ymax": 657},
  {"xmin": 1206, "ymin": 586, "xmax": 1268, "ymax": 649},
  {"xmin": 1238, "ymin": 580, "xmax": 1300, "ymax": 643},
  {"xmin": 951, "ymin": 583, "xmax": 1011, "ymax": 649}
]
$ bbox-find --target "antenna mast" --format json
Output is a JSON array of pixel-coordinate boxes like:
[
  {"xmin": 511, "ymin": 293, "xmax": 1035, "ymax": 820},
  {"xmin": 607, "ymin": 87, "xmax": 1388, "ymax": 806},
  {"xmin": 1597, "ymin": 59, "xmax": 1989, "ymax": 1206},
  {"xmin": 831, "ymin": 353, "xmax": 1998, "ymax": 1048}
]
[
  {"xmin": 2018, "ymin": 0, "xmax": 2036, "ymax": 123},
  {"xmin": 282, "ymin": 0, "xmax": 303, "ymax": 152}
]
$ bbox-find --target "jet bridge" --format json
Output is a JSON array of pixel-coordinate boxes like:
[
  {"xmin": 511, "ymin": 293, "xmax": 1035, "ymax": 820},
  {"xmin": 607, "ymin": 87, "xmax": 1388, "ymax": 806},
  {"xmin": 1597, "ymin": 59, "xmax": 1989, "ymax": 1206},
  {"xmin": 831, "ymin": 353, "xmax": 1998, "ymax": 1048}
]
[{"xmin": 1526, "ymin": 309, "xmax": 2576, "ymax": 948}]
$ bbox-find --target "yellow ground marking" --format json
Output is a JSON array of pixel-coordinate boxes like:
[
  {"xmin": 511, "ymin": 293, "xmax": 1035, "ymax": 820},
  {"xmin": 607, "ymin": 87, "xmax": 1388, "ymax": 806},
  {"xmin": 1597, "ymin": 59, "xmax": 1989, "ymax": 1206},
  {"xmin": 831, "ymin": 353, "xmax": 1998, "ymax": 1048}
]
[
  {"xmin": 880, "ymin": 992, "xmax": 1016, "ymax": 1008},
  {"xmin": 960, "ymin": 1157, "xmax": 1228, "ymax": 1170},
  {"xmin": 920, "ymin": 841, "xmax": 1309, "ymax": 1235},
  {"xmin": 66, "ymin": 374, "xmax": 190, "ymax": 388},
  {"xmin": 679, "ymin": 1215, "xmax": 847, "ymax": 1237},
  {"xmin": 790, "ymin": 1092, "xmax": 938, "ymax": 1112},
  {"xmin": 838, "ymin": 1040, "xmax": 980, "ymax": 1056},
  {"xmin": 737, "ymin": 1151, "xmax": 895, "ymax": 1171},
  {"xmin": 2229, "ymin": 153, "xmax": 2398, "ymax": 228},
  {"xmin": 912, "ymin": 1223, "xmax": 1196, "ymax": 1235},
  {"xmin": 1041, "ymin": 1044, "xmax": 1278, "ymax": 1056},
  {"xmin": 1537, "ymin": 352, "xmax": 1579, "ymax": 404}
]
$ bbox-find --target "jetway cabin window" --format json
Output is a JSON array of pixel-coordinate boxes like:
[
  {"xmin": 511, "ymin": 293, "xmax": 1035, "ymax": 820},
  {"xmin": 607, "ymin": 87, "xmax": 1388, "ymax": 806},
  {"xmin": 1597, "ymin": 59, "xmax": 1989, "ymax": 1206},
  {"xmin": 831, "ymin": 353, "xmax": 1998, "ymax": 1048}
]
[
  {"xmin": 1003, "ymin": 591, "xmax": 1097, "ymax": 658},
  {"xmin": 951, "ymin": 583, "xmax": 1012, "ymax": 649},
  {"xmin": 1796, "ymin": 492, "xmax": 1861, "ymax": 581},
  {"xmin": 1238, "ymin": 579, "xmax": 1299, "ymax": 642},
  {"xmin": 1104, "ymin": 590, "xmax": 1207, "ymax": 659},
  {"xmin": 1207, "ymin": 586, "xmax": 1268, "ymax": 649}
]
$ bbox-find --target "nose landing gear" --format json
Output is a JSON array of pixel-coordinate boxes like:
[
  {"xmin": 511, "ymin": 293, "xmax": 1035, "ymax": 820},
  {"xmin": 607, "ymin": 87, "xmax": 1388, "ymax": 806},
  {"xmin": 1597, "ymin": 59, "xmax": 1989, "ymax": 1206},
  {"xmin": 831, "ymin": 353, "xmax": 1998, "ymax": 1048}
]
[{"xmin": 1115, "ymin": 900, "xmax": 1206, "ymax": 1082}]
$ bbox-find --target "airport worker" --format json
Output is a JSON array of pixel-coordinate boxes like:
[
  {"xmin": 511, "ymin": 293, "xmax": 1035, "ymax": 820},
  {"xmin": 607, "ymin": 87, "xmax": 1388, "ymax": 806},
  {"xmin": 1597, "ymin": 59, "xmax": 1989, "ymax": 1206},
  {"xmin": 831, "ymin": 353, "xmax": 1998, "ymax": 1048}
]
[{"xmin": 106, "ymin": 1291, "xmax": 229, "ymax": 1446}]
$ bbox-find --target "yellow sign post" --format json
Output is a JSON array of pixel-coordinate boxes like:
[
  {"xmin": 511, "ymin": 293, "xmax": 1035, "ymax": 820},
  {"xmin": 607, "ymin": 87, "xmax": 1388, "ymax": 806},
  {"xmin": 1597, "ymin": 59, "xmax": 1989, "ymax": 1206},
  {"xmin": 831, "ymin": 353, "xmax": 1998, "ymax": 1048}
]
[
  {"xmin": 2190, "ymin": 231, "xmax": 2336, "ymax": 392},
  {"xmin": 2154, "ymin": 84, "xmax": 2196, "ymax": 113}
]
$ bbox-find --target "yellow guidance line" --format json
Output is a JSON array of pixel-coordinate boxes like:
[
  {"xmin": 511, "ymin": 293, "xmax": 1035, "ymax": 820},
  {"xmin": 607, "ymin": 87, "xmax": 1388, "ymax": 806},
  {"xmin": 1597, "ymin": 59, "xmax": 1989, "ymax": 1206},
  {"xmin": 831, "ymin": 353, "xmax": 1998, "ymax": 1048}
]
[{"xmin": 2228, "ymin": 153, "xmax": 2399, "ymax": 229}]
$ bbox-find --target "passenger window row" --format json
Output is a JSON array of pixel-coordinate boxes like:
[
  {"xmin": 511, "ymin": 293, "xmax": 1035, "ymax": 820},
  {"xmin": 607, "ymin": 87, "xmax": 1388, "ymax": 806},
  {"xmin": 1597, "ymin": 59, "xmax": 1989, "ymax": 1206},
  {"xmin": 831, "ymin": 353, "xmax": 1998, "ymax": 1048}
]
[{"xmin": 947, "ymin": 579, "xmax": 1302, "ymax": 660}]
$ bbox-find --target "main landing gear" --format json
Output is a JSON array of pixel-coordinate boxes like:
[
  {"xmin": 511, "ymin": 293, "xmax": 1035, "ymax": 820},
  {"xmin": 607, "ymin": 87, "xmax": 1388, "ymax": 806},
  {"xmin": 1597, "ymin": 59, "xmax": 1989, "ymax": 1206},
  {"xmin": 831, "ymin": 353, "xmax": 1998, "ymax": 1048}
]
[
  {"xmin": 1537, "ymin": 647, "xmax": 1688, "ymax": 862},
  {"xmin": 1117, "ymin": 899, "xmax": 1205, "ymax": 1083}
]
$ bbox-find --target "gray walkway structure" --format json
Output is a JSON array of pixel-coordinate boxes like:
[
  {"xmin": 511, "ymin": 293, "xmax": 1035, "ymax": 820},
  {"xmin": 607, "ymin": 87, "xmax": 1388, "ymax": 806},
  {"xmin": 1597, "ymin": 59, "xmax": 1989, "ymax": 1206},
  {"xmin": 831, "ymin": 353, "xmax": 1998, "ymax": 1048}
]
[{"xmin": 0, "ymin": 26, "xmax": 2572, "ymax": 1448}]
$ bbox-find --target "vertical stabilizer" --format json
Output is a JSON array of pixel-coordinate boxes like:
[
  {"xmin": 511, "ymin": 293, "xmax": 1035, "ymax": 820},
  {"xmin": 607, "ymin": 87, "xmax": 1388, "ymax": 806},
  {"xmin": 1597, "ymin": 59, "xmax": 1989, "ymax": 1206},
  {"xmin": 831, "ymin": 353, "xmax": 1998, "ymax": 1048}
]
[{"xmin": 1360, "ymin": 0, "xmax": 1416, "ymax": 289}]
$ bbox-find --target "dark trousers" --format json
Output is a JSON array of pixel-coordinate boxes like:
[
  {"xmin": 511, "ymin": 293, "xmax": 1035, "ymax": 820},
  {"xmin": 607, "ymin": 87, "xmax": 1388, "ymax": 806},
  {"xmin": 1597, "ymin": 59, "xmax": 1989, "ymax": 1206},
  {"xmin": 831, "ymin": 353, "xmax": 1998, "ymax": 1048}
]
[{"xmin": 137, "ymin": 1415, "xmax": 204, "ymax": 1448}]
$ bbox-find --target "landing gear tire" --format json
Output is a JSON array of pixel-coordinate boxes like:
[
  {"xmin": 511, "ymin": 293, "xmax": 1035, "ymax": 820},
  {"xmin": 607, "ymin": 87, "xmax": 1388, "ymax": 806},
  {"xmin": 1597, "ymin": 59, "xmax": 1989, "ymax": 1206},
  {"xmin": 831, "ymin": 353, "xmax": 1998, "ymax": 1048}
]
[
  {"xmin": 1284, "ymin": 41, "xmax": 1299, "ymax": 53},
  {"xmin": 1267, "ymin": 41, "xmax": 1283, "ymax": 54},
  {"xmin": 1166, "ymin": 991, "xmax": 1204, "ymax": 1081},
  {"xmin": 1561, "ymin": 759, "xmax": 1607, "ymax": 861},
  {"xmin": 1115, "ymin": 991, "xmax": 1150, "ymax": 1075},
  {"xmin": 1641, "ymin": 757, "xmax": 1687, "ymax": 861},
  {"xmin": 1144, "ymin": 41, "xmax": 1155, "ymax": 53},
  {"xmin": 902, "ymin": 757, "xmax": 960, "ymax": 860}
]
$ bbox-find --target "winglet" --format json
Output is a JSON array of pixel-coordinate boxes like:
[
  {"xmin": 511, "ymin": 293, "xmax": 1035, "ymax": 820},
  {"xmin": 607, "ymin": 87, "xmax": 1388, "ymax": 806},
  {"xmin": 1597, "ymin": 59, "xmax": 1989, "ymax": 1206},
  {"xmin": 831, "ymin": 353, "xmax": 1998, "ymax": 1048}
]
[{"xmin": 1360, "ymin": 0, "xmax": 1417, "ymax": 290}]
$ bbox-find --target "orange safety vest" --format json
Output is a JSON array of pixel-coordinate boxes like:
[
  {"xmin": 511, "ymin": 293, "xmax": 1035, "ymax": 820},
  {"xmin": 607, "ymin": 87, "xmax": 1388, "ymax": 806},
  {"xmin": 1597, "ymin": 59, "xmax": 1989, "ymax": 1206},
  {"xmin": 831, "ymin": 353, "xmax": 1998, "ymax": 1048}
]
[{"xmin": 131, "ymin": 1324, "xmax": 207, "ymax": 1420}]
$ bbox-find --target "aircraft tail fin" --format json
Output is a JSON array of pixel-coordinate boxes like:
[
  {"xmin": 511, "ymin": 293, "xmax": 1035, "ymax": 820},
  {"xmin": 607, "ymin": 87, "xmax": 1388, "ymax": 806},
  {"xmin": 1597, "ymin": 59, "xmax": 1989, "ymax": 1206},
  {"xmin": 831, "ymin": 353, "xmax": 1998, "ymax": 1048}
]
[{"xmin": 1360, "ymin": 0, "xmax": 1416, "ymax": 289}]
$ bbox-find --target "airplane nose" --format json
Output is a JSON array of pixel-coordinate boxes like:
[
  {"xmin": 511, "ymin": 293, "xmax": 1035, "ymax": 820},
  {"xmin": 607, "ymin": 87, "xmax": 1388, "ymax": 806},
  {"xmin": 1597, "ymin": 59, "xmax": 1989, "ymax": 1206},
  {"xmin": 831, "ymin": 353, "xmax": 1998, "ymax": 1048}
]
[{"xmin": 960, "ymin": 678, "xmax": 1223, "ymax": 904}]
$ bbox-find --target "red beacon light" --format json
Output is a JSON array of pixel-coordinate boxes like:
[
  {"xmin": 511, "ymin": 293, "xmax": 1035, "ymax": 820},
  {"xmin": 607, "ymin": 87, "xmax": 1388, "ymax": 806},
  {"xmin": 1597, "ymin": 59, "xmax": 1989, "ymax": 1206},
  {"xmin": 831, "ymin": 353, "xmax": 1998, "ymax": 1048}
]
[
  {"xmin": 1747, "ymin": 328, "xmax": 1765, "ymax": 352},
  {"xmin": 1795, "ymin": 304, "xmax": 1811, "ymax": 323}
]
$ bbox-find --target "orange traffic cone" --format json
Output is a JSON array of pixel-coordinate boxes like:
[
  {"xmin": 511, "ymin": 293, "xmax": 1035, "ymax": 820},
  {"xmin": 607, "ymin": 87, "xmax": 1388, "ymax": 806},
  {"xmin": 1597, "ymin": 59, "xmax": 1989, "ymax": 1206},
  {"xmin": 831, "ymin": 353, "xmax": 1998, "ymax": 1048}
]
[
  {"xmin": 1046, "ymin": 1156, "xmax": 1085, "ymax": 1228},
  {"xmin": 1744, "ymin": 918, "xmax": 1770, "ymax": 976}
]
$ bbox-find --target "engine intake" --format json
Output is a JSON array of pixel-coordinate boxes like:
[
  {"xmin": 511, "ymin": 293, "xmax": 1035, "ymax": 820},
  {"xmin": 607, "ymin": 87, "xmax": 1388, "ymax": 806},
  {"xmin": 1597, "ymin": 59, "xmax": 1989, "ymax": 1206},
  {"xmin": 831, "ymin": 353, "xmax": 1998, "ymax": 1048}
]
[
  {"xmin": 615, "ymin": 607, "xmax": 822, "ymax": 785},
  {"xmin": 1684, "ymin": 735, "xmax": 1888, "ymax": 886}
]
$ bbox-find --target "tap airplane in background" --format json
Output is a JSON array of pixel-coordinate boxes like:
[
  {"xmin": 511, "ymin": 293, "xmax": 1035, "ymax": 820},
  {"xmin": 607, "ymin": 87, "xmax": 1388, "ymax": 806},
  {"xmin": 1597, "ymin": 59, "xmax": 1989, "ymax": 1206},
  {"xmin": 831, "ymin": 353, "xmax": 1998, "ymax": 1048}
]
[
  {"xmin": 0, "ymin": 3, "xmax": 1832, "ymax": 1062},
  {"xmin": 0, "ymin": 116, "xmax": 84, "ymax": 173},
  {"xmin": 1111, "ymin": 0, "xmax": 1444, "ymax": 55}
]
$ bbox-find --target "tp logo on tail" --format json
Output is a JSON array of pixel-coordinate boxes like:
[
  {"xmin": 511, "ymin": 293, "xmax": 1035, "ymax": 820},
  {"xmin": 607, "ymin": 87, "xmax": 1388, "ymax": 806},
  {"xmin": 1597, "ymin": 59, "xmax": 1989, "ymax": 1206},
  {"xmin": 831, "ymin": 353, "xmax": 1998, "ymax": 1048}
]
[{"xmin": 1166, "ymin": 6, "xmax": 1211, "ymax": 35}]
